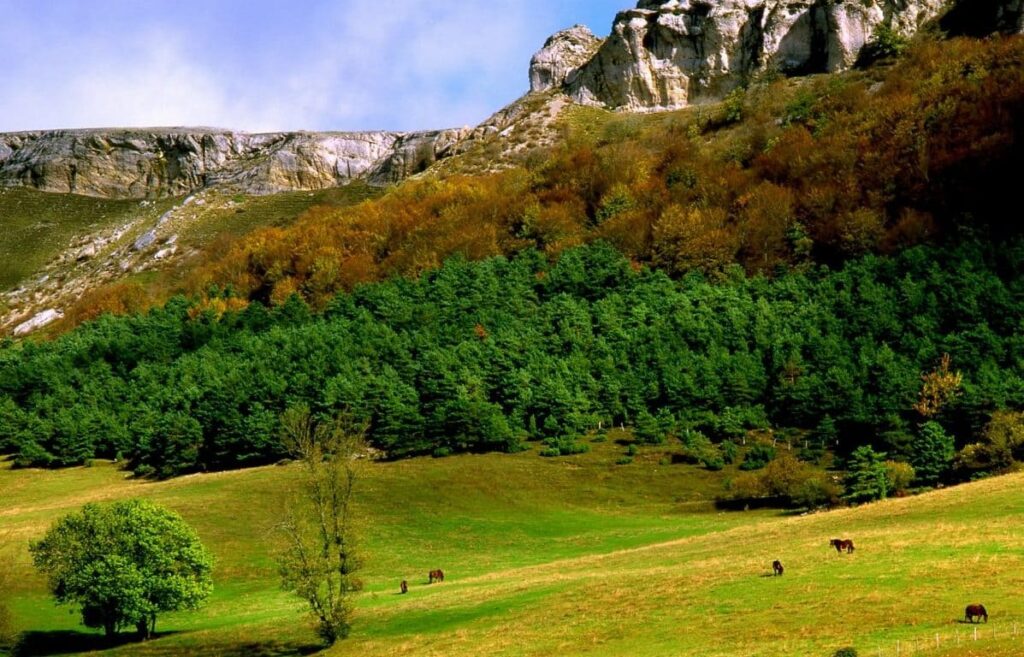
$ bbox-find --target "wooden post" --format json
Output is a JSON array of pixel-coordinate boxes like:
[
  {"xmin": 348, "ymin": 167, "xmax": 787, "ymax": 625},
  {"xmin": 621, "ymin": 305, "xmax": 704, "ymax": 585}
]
[
  {"xmin": 936, "ymin": 634, "xmax": 940, "ymax": 650},
  {"xmin": 974, "ymin": 626, "xmax": 978, "ymax": 641},
  {"xmin": 897, "ymin": 639, "xmax": 901, "ymax": 656}
]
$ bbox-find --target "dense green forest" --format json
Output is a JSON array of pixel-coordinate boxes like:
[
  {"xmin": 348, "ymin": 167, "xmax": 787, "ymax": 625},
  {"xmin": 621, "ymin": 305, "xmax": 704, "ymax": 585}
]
[{"xmin": 2, "ymin": 240, "xmax": 1024, "ymax": 481}]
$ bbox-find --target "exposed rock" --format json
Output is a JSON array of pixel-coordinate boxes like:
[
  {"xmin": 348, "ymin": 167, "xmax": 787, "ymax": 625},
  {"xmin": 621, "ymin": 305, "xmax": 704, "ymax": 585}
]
[
  {"xmin": 564, "ymin": 0, "xmax": 951, "ymax": 111},
  {"xmin": 133, "ymin": 229, "xmax": 157, "ymax": 251},
  {"xmin": 529, "ymin": 25, "xmax": 603, "ymax": 92},
  {"xmin": 0, "ymin": 127, "xmax": 473, "ymax": 199},
  {"xmin": 13, "ymin": 309, "xmax": 62, "ymax": 336},
  {"xmin": 75, "ymin": 244, "xmax": 98, "ymax": 261}
]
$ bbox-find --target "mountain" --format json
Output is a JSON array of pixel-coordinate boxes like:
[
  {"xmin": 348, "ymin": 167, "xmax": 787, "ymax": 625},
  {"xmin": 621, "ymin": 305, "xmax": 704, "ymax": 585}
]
[
  {"xmin": 541, "ymin": 0, "xmax": 1023, "ymax": 111},
  {"xmin": 1, "ymin": 0, "xmax": 1023, "ymax": 337}
]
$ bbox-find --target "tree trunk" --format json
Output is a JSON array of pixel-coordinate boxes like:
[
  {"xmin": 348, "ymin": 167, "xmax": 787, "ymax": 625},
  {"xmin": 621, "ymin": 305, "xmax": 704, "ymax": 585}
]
[
  {"xmin": 104, "ymin": 619, "xmax": 116, "ymax": 640},
  {"xmin": 136, "ymin": 616, "xmax": 150, "ymax": 641}
]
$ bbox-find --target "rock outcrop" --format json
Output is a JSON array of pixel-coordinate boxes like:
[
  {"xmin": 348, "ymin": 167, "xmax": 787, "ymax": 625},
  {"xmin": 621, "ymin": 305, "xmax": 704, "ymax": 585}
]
[
  {"xmin": 529, "ymin": 25, "xmax": 603, "ymax": 92},
  {"xmin": 0, "ymin": 127, "xmax": 470, "ymax": 199},
  {"xmin": 551, "ymin": 0, "xmax": 1007, "ymax": 112}
]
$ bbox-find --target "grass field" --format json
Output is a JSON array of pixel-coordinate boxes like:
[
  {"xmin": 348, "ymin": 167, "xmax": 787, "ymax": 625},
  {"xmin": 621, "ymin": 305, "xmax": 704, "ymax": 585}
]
[{"xmin": 2, "ymin": 438, "xmax": 1023, "ymax": 657}]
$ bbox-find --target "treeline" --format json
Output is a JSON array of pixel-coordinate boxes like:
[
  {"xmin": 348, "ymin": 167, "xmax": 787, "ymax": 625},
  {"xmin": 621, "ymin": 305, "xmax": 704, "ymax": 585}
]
[
  {"xmin": 3, "ymin": 241, "xmax": 1024, "ymax": 478},
  {"xmin": 64, "ymin": 36, "xmax": 1024, "ymax": 325}
]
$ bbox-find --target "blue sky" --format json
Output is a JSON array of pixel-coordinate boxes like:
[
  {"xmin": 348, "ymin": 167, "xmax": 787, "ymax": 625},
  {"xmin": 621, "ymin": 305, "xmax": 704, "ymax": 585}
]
[{"xmin": 0, "ymin": 1, "xmax": 626, "ymax": 133}]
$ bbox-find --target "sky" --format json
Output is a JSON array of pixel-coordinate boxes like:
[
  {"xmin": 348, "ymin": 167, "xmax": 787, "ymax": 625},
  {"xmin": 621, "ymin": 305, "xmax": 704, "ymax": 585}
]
[{"xmin": 0, "ymin": 0, "xmax": 626, "ymax": 133}]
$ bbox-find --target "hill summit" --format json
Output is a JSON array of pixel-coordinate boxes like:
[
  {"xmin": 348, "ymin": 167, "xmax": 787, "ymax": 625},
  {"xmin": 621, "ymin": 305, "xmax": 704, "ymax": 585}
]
[{"xmin": 534, "ymin": 0, "xmax": 1023, "ymax": 111}]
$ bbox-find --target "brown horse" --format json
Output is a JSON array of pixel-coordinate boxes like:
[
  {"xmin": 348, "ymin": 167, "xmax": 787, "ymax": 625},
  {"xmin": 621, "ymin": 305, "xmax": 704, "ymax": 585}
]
[
  {"xmin": 428, "ymin": 569, "xmax": 445, "ymax": 584},
  {"xmin": 400, "ymin": 580, "xmax": 408, "ymax": 594},
  {"xmin": 772, "ymin": 560, "xmax": 784, "ymax": 576},
  {"xmin": 965, "ymin": 604, "xmax": 988, "ymax": 623},
  {"xmin": 830, "ymin": 538, "xmax": 855, "ymax": 554}
]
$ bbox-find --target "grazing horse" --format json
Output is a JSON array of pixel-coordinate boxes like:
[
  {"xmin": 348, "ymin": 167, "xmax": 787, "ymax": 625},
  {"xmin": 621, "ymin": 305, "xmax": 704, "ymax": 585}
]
[
  {"xmin": 965, "ymin": 604, "xmax": 988, "ymax": 624},
  {"xmin": 428, "ymin": 569, "xmax": 445, "ymax": 584},
  {"xmin": 772, "ymin": 560, "xmax": 784, "ymax": 576},
  {"xmin": 400, "ymin": 580, "xmax": 408, "ymax": 594},
  {"xmin": 830, "ymin": 538, "xmax": 855, "ymax": 554}
]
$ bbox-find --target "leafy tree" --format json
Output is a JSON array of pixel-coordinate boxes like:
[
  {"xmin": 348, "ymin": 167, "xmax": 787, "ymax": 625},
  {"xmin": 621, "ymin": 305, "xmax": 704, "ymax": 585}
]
[
  {"xmin": 845, "ymin": 446, "xmax": 888, "ymax": 503},
  {"xmin": 277, "ymin": 405, "xmax": 364, "ymax": 646},
  {"xmin": 884, "ymin": 460, "xmax": 916, "ymax": 496},
  {"xmin": 956, "ymin": 410, "xmax": 1024, "ymax": 477},
  {"xmin": 29, "ymin": 499, "xmax": 213, "ymax": 640},
  {"xmin": 910, "ymin": 421, "xmax": 955, "ymax": 485},
  {"xmin": 914, "ymin": 354, "xmax": 963, "ymax": 418}
]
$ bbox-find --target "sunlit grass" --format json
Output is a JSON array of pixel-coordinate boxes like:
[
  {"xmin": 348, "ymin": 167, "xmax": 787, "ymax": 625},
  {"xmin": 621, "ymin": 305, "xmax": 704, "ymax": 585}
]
[{"xmin": 3, "ymin": 442, "xmax": 1024, "ymax": 656}]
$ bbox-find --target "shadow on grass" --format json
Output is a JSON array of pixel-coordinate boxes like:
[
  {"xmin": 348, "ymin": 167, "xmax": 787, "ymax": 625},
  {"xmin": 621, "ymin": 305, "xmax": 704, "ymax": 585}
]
[{"xmin": 14, "ymin": 631, "xmax": 323, "ymax": 657}]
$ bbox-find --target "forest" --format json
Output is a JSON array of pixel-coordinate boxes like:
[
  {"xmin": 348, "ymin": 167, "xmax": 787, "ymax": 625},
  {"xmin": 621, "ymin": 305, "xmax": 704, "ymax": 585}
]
[{"xmin": 2, "ymin": 239, "xmax": 1024, "ymax": 489}]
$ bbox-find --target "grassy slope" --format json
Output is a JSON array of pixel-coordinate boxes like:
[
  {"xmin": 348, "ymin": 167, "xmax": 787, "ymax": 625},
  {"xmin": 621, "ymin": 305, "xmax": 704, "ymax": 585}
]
[
  {"xmin": 2, "ymin": 440, "xmax": 1024, "ymax": 657},
  {"xmin": 0, "ymin": 188, "xmax": 176, "ymax": 291},
  {"xmin": 0, "ymin": 183, "xmax": 381, "ymax": 300}
]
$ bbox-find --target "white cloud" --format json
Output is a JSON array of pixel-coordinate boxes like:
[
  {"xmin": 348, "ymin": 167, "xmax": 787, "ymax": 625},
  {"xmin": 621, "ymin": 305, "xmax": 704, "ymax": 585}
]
[{"xmin": 0, "ymin": 0, "xmax": 605, "ymax": 133}]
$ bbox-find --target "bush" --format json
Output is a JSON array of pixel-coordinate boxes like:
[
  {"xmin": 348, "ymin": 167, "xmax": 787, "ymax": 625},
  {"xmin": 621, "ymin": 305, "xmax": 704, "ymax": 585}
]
[
  {"xmin": 713, "ymin": 441, "xmax": 734, "ymax": 465},
  {"xmin": 884, "ymin": 460, "xmax": 916, "ymax": 496},
  {"xmin": 432, "ymin": 446, "xmax": 453, "ymax": 458},
  {"xmin": 740, "ymin": 443, "xmax": 777, "ymax": 471},
  {"xmin": 616, "ymin": 456, "xmax": 634, "ymax": 465},
  {"xmin": 541, "ymin": 438, "xmax": 590, "ymax": 457},
  {"xmin": 833, "ymin": 648, "xmax": 858, "ymax": 657}
]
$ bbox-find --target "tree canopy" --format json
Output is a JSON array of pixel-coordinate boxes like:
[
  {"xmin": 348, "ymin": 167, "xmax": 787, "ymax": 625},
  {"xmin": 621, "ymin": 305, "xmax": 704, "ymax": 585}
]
[{"xmin": 30, "ymin": 499, "xmax": 213, "ymax": 640}]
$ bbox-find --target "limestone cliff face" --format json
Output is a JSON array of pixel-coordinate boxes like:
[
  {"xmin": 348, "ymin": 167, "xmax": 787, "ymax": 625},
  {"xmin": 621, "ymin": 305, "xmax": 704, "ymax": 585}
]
[
  {"xmin": 544, "ymin": 0, "xmax": 1014, "ymax": 112},
  {"xmin": 529, "ymin": 25, "xmax": 603, "ymax": 92},
  {"xmin": 0, "ymin": 127, "xmax": 470, "ymax": 198}
]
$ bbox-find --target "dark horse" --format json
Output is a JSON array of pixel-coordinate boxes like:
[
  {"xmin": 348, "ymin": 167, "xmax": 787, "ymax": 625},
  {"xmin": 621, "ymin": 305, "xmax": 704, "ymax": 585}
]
[
  {"xmin": 965, "ymin": 604, "xmax": 988, "ymax": 623},
  {"xmin": 772, "ymin": 560, "xmax": 784, "ymax": 576},
  {"xmin": 400, "ymin": 580, "xmax": 408, "ymax": 594},
  {"xmin": 428, "ymin": 569, "xmax": 445, "ymax": 584},
  {"xmin": 830, "ymin": 538, "xmax": 855, "ymax": 554}
]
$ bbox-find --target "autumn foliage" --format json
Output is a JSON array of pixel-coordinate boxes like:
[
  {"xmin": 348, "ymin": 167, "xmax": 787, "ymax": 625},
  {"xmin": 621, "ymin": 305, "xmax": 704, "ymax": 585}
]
[{"xmin": 64, "ymin": 36, "xmax": 1024, "ymax": 319}]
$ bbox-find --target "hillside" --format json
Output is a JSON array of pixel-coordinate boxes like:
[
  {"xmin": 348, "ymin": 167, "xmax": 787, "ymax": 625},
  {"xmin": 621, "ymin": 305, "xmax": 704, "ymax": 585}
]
[
  {"xmin": 2, "ymin": 448, "xmax": 1024, "ymax": 656},
  {"xmin": 3, "ymin": 0, "xmax": 1023, "ymax": 337}
]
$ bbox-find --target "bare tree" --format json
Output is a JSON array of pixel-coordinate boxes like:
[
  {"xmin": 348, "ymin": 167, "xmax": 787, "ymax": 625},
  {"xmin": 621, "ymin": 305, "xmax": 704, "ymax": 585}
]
[{"xmin": 276, "ymin": 405, "xmax": 365, "ymax": 646}]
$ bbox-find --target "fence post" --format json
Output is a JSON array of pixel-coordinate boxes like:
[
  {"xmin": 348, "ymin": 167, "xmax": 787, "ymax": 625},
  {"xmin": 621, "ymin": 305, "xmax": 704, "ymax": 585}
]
[
  {"xmin": 974, "ymin": 626, "xmax": 978, "ymax": 641},
  {"xmin": 897, "ymin": 639, "xmax": 901, "ymax": 656},
  {"xmin": 936, "ymin": 634, "xmax": 940, "ymax": 650}
]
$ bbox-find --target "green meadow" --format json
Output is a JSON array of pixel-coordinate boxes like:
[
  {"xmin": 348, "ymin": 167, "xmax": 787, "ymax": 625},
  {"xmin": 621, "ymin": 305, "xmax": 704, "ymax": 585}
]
[{"xmin": 2, "ymin": 438, "xmax": 1023, "ymax": 657}]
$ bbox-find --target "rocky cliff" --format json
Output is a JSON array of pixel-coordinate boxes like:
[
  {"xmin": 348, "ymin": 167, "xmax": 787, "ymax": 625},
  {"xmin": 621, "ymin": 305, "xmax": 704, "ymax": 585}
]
[
  {"xmin": 0, "ymin": 127, "xmax": 470, "ymax": 199},
  {"xmin": 536, "ymin": 0, "xmax": 1021, "ymax": 112}
]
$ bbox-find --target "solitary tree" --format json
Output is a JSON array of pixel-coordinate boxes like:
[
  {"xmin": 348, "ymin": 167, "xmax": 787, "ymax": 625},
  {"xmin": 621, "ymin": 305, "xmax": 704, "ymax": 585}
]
[
  {"xmin": 277, "ymin": 405, "xmax": 364, "ymax": 646},
  {"xmin": 30, "ymin": 499, "xmax": 213, "ymax": 641}
]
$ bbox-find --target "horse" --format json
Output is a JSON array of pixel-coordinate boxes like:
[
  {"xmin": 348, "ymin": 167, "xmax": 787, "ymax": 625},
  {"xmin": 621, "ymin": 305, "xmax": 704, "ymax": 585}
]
[
  {"xmin": 965, "ymin": 604, "xmax": 988, "ymax": 624},
  {"xmin": 400, "ymin": 580, "xmax": 408, "ymax": 594},
  {"xmin": 428, "ymin": 569, "xmax": 445, "ymax": 584},
  {"xmin": 830, "ymin": 538, "xmax": 855, "ymax": 554},
  {"xmin": 772, "ymin": 560, "xmax": 784, "ymax": 576}
]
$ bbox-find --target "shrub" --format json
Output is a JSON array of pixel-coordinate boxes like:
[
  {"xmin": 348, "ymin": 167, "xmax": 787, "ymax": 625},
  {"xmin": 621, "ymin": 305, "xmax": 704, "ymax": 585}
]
[
  {"xmin": 721, "ymin": 440, "xmax": 739, "ymax": 464},
  {"xmin": 616, "ymin": 456, "xmax": 634, "ymax": 465},
  {"xmin": 833, "ymin": 648, "xmax": 858, "ymax": 657},
  {"xmin": 884, "ymin": 460, "xmax": 916, "ymax": 496},
  {"xmin": 740, "ymin": 443, "xmax": 777, "ymax": 471}
]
